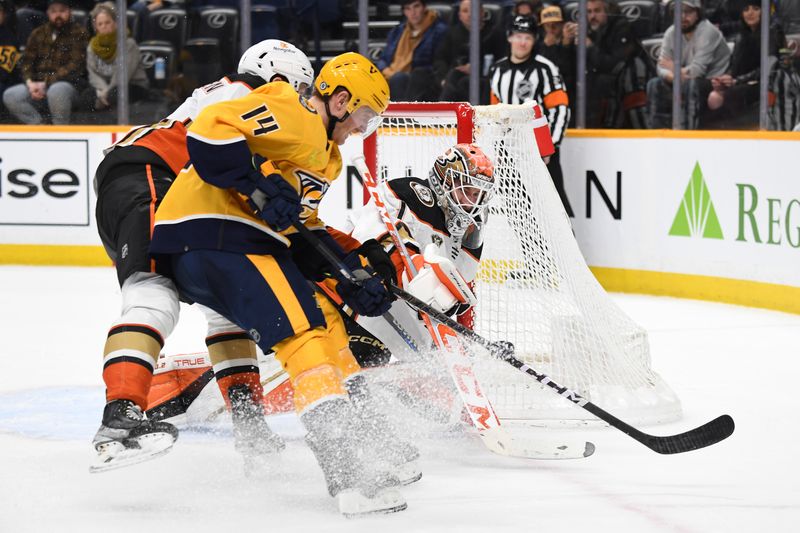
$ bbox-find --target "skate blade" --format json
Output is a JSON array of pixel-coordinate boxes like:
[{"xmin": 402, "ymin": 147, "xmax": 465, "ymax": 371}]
[
  {"xmin": 89, "ymin": 432, "xmax": 176, "ymax": 473},
  {"xmin": 338, "ymin": 489, "xmax": 408, "ymax": 518},
  {"xmin": 395, "ymin": 462, "xmax": 422, "ymax": 486}
]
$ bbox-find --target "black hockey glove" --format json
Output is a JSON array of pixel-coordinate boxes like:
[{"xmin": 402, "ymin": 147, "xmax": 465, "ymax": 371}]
[
  {"xmin": 356, "ymin": 239, "xmax": 397, "ymax": 285},
  {"xmin": 248, "ymin": 154, "xmax": 301, "ymax": 231},
  {"xmin": 335, "ymin": 253, "xmax": 394, "ymax": 317}
]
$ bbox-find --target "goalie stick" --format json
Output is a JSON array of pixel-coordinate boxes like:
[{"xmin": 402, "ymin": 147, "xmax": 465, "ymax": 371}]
[{"xmin": 380, "ymin": 283, "xmax": 735, "ymax": 455}]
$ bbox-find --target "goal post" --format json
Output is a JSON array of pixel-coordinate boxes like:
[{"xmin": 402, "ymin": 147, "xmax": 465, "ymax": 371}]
[{"xmin": 363, "ymin": 102, "xmax": 682, "ymax": 426}]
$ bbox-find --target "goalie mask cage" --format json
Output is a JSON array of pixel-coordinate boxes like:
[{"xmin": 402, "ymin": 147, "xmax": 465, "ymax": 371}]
[{"xmin": 364, "ymin": 102, "xmax": 682, "ymax": 426}]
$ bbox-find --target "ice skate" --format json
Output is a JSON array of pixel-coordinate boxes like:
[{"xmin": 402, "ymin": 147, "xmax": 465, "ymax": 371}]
[
  {"xmin": 228, "ymin": 383, "xmax": 285, "ymax": 471},
  {"xmin": 337, "ymin": 487, "xmax": 407, "ymax": 518},
  {"xmin": 90, "ymin": 399, "xmax": 178, "ymax": 473},
  {"xmin": 345, "ymin": 374, "xmax": 422, "ymax": 485},
  {"xmin": 303, "ymin": 397, "xmax": 408, "ymax": 517}
]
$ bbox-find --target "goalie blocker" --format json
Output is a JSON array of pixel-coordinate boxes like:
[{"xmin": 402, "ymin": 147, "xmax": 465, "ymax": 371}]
[{"xmin": 403, "ymin": 244, "xmax": 477, "ymax": 317}]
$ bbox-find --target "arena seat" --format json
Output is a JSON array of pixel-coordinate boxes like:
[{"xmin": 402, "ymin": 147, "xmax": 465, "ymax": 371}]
[
  {"xmin": 16, "ymin": 8, "xmax": 46, "ymax": 48},
  {"xmin": 192, "ymin": 7, "xmax": 239, "ymax": 72},
  {"xmin": 138, "ymin": 42, "xmax": 177, "ymax": 90},
  {"xmin": 183, "ymin": 38, "xmax": 223, "ymax": 87},
  {"xmin": 617, "ymin": 0, "xmax": 660, "ymax": 39},
  {"xmin": 143, "ymin": 8, "xmax": 188, "ymax": 54}
]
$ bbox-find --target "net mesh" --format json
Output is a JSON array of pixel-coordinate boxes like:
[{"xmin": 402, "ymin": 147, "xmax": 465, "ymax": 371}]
[{"xmin": 371, "ymin": 103, "xmax": 681, "ymax": 425}]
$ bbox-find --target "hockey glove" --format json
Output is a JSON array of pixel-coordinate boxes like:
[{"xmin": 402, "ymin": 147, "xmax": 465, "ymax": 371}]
[
  {"xmin": 402, "ymin": 243, "xmax": 477, "ymax": 316},
  {"xmin": 356, "ymin": 239, "xmax": 398, "ymax": 285},
  {"xmin": 335, "ymin": 253, "xmax": 394, "ymax": 317},
  {"xmin": 248, "ymin": 154, "xmax": 302, "ymax": 231}
]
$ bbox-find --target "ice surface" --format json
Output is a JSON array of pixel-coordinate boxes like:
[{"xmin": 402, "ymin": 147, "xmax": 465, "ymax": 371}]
[{"xmin": 0, "ymin": 266, "xmax": 798, "ymax": 532}]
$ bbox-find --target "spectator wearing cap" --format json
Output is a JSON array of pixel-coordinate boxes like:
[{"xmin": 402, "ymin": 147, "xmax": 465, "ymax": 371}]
[
  {"xmin": 563, "ymin": 0, "xmax": 653, "ymax": 128},
  {"xmin": 0, "ymin": 0, "xmax": 20, "ymax": 120},
  {"xmin": 375, "ymin": 0, "xmax": 448, "ymax": 101},
  {"xmin": 3, "ymin": 0, "xmax": 88, "ymax": 124},
  {"xmin": 536, "ymin": 5, "xmax": 575, "ymax": 105},
  {"xmin": 646, "ymin": 0, "xmax": 730, "ymax": 129},
  {"xmin": 706, "ymin": 0, "xmax": 791, "ymax": 128},
  {"xmin": 488, "ymin": 15, "xmax": 572, "ymax": 215},
  {"xmin": 433, "ymin": 0, "xmax": 508, "ymax": 103},
  {"xmin": 80, "ymin": 2, "xmax": 148, "ymax": 113}
]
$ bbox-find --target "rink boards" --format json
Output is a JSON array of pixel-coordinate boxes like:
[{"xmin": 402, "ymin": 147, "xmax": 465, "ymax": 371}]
[{"xmin": 0, "ymin": 125, "xmax": 797, "ymax": 313}]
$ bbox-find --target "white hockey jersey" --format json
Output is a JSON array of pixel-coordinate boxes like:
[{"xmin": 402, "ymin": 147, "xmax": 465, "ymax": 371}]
[
  {"xmin": 347, "ymin": 176, "xmax": 484, "ymax": 357},
  {"xmin": 101, "ymin": 73, "xmax": 267, "ymax": 176}
]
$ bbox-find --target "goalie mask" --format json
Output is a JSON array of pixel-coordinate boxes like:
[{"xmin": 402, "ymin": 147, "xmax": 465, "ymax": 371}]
[{"xmin": 429, "ymin": 144, "xmax": 495, "ymax": 237}]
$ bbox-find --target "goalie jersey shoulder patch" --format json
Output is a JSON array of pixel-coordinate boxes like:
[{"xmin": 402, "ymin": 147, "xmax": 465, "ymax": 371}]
[
  {"xmin": 409, "ymin": 181, "xmax": 435, "ymax": 207},
  {"xmin": 387, "ymin": 177, "xmax": 448, "ymax": 235}
]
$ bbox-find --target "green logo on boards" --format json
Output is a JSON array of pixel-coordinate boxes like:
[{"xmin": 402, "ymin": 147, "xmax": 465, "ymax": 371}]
[{"xmin": 669, "ymin": 162, "xmax": 724, "ymax": 239}]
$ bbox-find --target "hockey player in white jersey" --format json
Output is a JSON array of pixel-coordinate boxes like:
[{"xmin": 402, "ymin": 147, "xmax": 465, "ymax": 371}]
[
  {"xmin": 91, "ymin": 40, "xmax": 313, "ymax": 472},
  {"xmin": 348, "ymin": 143, "xmax": 495, "ymax": 359}
]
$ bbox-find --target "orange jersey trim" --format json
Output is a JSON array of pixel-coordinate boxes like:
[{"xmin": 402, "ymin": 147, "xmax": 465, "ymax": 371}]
[
  {"xmin": 128, "ymin": 121, "xmax": 191, "ymax": 175},
  {"xmin": 543, "ymin": 89, "xmax": 569, "ymax": 109}
]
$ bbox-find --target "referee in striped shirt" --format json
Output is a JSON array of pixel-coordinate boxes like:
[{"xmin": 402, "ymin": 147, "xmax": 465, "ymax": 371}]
[{"xmin": 488, "ymin": 15, "xmax": 573, "ymax": 216}]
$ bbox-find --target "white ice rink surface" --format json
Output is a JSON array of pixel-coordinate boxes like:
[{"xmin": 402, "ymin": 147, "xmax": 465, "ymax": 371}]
[{"xmin": 1, "ymin": 266, "xmax": 798, "ymax": 533}]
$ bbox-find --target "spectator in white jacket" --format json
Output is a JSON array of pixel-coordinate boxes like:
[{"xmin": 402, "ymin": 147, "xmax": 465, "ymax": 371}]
[
  {"xmin": 646, "ymin": 0, "xmax": 730, "ymax": 129},
  {"xmin": 82, "ymin": 2, "xmax": 148, "ymax": 112}
]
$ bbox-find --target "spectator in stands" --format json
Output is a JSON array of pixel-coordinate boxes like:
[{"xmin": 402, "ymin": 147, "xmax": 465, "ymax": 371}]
[
  {"xmin": 536, "ymin": 6, "xmax": 575, "ymax": 104},
  {"xmin": 706, "ymin": 0, "xmax": 789, "ymax": 128},
  {"xmin": 80, "ymin": 2, "xmax": 148, "ymax": 113},
  {"xmin": 3, "ymin": 0, "xmax": 88, "ymax": 124},
  {"xmin": 563, "ymin": 0, "xmax": 653, "ymax": 128},
  {"xmin": 489, "ymin": 15, "xmax": 573, "ymax": 216},
  {"xmin": 513, "ymin": 0, "xmax": 543, "ymax": 21},
  {"xmin": 0, "ymin": 0, "xmax": 21, "ymax": 119},
  {"xmin": 375, "ymin": 0, "xmax": 447, "ymax": 101},
  {"xmin": 434, "ymin": 0, "xmax": 507, "ymax": 103},
  {"xmin": 645, "ymin": 0, "xmax": 730, "ymax": 129}
]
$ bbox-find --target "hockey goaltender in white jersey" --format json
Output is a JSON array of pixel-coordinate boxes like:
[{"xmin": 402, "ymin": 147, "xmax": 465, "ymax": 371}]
[{"xmin": 346, "ymin": 143, "xmax": 496, "ymax": 360}]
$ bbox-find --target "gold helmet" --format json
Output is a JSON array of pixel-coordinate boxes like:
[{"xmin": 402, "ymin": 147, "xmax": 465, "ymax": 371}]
[{"xmin": 315, "ymin": 52, "xmax": 389, "ymax": 136}]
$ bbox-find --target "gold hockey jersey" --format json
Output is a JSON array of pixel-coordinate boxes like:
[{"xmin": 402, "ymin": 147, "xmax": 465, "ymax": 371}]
[{"xmin": 151, "ymin": 82, "xmax": 342, "ymax": 255}]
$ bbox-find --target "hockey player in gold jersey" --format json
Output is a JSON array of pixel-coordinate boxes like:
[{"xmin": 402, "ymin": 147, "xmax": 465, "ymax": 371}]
[
  {"xmin": 150, "ymin": 53, "xmax": 411, "ymax": 516},
  {"xmin": 90, "ymin": 40, "xmax": 314, "ymax": 473}
]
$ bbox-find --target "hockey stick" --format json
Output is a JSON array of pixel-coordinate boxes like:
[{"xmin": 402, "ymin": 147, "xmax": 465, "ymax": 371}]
[
  {"xmin": 382, "ymin": 283, "xmax": 735, "ymax": 455},
  {"xmin": 320, "ymin": 155, "xmax": 592, "ymax": 460},
  {"xmin": 292, "ymin": 221, "xmax": 593, "ymax": 459}
]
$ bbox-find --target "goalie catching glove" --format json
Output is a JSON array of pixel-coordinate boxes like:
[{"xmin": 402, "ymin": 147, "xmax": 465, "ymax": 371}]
[
  {"xmin": 247, "ymin": 154, "xmax": 302, "ymax": 231},
  {"xmin": 335, "ymin": 252, "xmax": 395, "ymax": 317},
  {"xmin": 403, "ymin": 244, "xmax": 477, "ymax": 316}
]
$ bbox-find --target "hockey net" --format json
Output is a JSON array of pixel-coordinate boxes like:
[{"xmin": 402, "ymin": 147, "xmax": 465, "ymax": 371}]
[{"xmin": 364, "ymin": 102, "xmax": 681, "ymax": 426}]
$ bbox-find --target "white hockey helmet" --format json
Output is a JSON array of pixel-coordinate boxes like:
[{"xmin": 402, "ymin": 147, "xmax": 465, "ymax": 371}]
[{"xmin": 238, "ymin": 39, "xmax": 314, "ymax": 93}]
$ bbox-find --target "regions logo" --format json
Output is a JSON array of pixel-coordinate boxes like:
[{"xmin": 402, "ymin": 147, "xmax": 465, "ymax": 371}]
[{"xmin": 668, "ymin": 162, "xmax": 723, "ymax": 239}]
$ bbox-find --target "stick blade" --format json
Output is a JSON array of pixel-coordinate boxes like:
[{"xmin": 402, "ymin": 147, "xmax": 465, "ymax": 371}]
[
  {"xmin": 646, "ymin": 414, "xmax": 735, "ymax": 454},
  {"xmin": 479, "ymin": 428, "xmax": 595, "ymax": 460}
]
